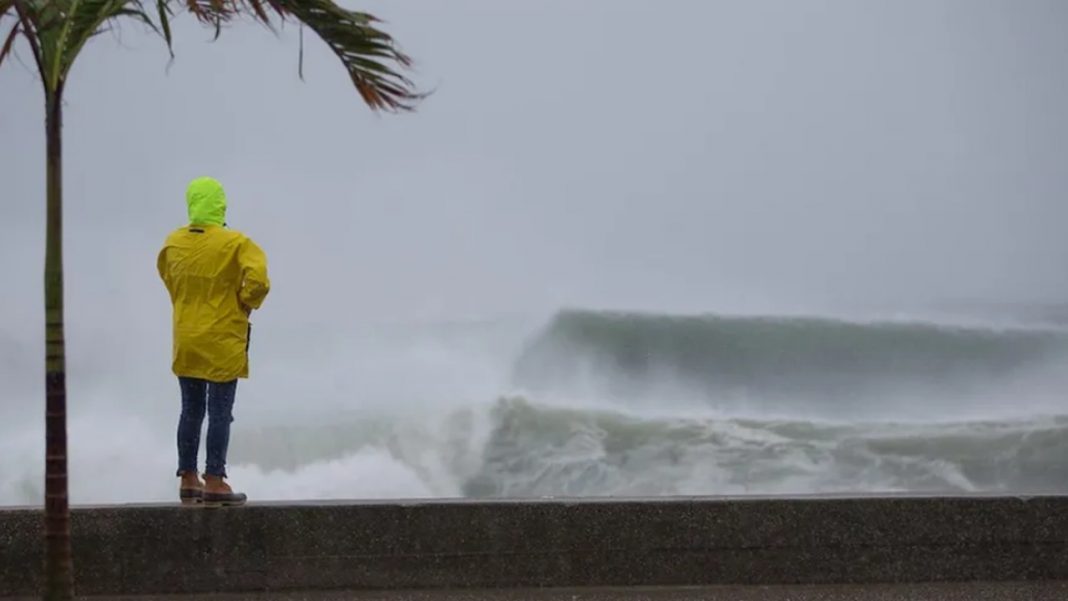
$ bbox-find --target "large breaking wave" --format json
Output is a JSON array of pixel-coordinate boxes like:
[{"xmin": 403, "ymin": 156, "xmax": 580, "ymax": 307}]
[
  {"xmin": 3, "ymin": 309, "xmax": 1067, "ymax": 505},
  {"xmin": 511, "ymin": 310, "xmax": 1068, "ymax": 417}
]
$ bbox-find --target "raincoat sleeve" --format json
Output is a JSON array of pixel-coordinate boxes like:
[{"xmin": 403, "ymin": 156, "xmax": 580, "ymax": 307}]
[
  {"xmin": 156, "ymin": 247, "xmax": 171, "ymax": 293},
  {"xmin": 238, "ymin": 237, "xmax": 270, "ymax": 311}
]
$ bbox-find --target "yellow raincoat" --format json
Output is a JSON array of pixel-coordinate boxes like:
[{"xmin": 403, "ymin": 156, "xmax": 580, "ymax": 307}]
[{"xmin": 158, "ymin": 177, "xmax": 270, "ymax": 382}]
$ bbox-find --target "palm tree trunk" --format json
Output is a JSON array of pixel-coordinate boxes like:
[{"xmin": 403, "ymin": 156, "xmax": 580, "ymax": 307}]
[{"xmin": 44, "ymin": 88, "xmax": 74, "ymax": 601}]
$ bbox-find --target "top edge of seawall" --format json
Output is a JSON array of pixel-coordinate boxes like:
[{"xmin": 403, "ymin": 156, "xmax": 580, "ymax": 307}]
[{"xmin": 2, "ymin": 492, "xmax": 1065, "ymax": 513}]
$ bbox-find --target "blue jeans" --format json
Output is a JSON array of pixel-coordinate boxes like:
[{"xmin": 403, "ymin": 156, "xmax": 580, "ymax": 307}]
[{"xmin": 177, "ymin": 377, "xmax": 237, "ymax": 478}]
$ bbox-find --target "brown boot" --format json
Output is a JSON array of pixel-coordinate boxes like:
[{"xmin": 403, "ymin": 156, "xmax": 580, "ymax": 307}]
[
  {"xmin": 179, "ymin": 471, "xmax": 204, "ymax": 505},
  {"xmin": 203, "ymin": 475, "xmax": 247, "ymax": 507}
]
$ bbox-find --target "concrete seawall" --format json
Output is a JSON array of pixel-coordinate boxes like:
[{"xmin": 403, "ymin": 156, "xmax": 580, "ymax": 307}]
[{"xmin": 3, "ymin": 496, "xmax": 1068, "ymax": 597}]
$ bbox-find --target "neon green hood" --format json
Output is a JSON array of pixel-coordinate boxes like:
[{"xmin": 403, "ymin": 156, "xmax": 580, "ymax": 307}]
[{"xmin": 186, "ymin": 177, "xmax": 227, "ymax": 226}]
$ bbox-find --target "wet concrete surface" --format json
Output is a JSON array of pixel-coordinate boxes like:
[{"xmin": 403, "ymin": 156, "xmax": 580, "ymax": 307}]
[
  {"xmin": 7, "ymin": 497, "xmax": 1068, "ymax": 596},
  {"xmin": 10, "ymin": 581, "xmax": 1067, "ymax": 601}
]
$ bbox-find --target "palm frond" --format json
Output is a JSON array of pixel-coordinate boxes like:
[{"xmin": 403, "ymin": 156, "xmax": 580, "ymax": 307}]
[
  {"xmin": 274, "ymin": 0, "xmax": 421, "ymax": 111},
  {"xmin": 183, "ymin": 1, "xmax": 285, "ymax": 26},
  {"xmin": 167, "ymin": 0, "xmax": 423, "ymax": 111},
  {"xmin": 244, "ymin": 0, "xmax": 273, "ymax": 27},
  {"xmin": 155, "ymin": 0, "xmax": 172, "ymax": 53},
  {"xmin": 184, "ymin": 0, "xmax": 233, "ymax": 39},
  {"xmin": 185, "ymin": 0, "xmax": 232, "ymax": 22},
  {"xmin": 4, "ymin": 0, "xmax": 423, "ymax": 111},
  {"xmin": 0, "ymin": 21, "xmax": 19, "ymax": 69},
  {"xmin": 0, "ymin": 0, "xmax": 21, "ymax": 70},
  {"xmin": 26, "ymin": 1, "xmax": 64, "ymax": 49},
  {"xmin": 8, "ymin": 0, "xmax": 45, "ymax": 81},
  {"xmin": 44, "ymin": 0, "xmax": 158, "ymax": 87}
]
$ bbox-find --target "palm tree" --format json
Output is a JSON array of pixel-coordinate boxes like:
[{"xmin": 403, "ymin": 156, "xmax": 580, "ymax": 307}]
[{"xmin": 0, "ymin": 2, "xmax": 421, "ymax": 599}]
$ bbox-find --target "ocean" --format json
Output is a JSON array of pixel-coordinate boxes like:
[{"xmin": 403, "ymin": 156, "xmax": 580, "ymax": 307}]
[{"xmin": 2, "ymin": 307, "xmax": 1067, "ymax": 505}]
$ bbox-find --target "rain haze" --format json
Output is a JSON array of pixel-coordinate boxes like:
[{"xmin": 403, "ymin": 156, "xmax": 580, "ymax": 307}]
[{"xmin": 2, "ymin": 0, "xmax": 1068, "ymax": 504}]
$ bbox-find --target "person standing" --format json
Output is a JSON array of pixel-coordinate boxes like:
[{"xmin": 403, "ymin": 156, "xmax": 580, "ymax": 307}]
[{"xmin": 158, "ymin": 177, "xmax": 270, "ymax": 506}]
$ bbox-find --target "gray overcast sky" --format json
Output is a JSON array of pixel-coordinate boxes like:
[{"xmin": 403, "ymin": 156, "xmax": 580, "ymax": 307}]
[{"xmin": 2, "ymin": 0, "xmax": 1068, "ymax": 344}]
